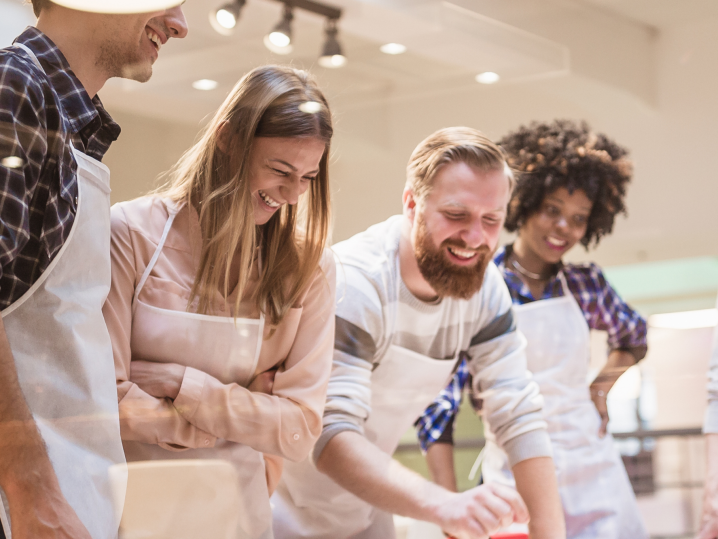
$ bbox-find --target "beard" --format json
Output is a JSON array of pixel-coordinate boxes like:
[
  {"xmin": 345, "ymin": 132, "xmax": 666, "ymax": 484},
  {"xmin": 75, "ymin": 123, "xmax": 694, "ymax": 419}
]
[
  {"xmin": 414, "ymin": 214, "xmax": 492, "ymax": 300},
  {"xmin": 96, "ymin": 18, "xmax": 160, "ymax": 83}
]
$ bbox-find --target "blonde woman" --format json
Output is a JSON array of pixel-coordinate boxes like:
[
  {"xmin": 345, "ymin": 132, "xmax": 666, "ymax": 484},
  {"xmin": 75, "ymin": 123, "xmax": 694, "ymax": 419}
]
[{"xmin": 102, "ymin": 65, "xmax": 336, "ymax": 539}]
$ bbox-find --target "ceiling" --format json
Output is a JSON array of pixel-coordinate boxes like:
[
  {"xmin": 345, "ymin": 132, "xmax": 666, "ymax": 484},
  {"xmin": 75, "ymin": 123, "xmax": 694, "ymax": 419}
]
[{"xmin": 575, "ymin": 0, "xmax": 718, "ymax": 28}]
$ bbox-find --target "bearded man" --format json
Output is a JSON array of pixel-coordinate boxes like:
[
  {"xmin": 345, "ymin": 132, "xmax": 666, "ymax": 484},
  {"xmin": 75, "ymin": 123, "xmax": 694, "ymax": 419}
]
[
  {"xmin": 272, "ymin": 127, "xmax": 566, "ymax": 539},
  {"xmin": 0, "ymin": 2, "xmax": 187, "ymax": 539}
]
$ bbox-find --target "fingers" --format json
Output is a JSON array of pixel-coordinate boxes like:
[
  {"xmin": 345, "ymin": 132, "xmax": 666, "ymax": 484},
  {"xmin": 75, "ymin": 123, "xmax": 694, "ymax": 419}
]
[
  {"xmin": 486, "ymin": 483, "xmax": 529, "ymax": 523},
  {"xmin": 696, "ymin": 522, "xmax": 718, "ymax": 539},
  {"xmin": 247, "ymin": 369, "xmax": 277, "ymax": 394}
]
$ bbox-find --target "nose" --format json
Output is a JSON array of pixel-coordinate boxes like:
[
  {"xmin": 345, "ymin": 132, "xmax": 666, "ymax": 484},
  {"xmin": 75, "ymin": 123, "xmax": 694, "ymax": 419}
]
[
  {"xmin": 281, "ymin": 177, "xmax": 307, "ymax": 206},
  {"xmin": 164, "ymin": 6, "xmax": 189, "ymax": 39},
  {"xmin": 460, "ymin": 221, "xmax": 485, "ymax": 249},
  {"xmin": 555, "ymin": 215, "xmax": 569, "ymax": 232}
]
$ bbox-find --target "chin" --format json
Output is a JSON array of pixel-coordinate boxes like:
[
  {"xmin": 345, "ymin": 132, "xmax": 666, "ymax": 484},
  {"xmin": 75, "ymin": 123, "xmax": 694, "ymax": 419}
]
[{"xmin": 120, "ymin": 62, "xmax": 153, "ymax": 83}]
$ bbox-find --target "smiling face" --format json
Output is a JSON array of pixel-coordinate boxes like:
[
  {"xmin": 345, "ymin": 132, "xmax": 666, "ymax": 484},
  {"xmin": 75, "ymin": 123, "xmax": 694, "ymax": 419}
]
[
  {"xmin": 247, "ymin": 137, "xmax": 326, "ymax": 226},
  {"xmin": 96, "ymin": 6, "xmax": 188, "ymax": 82},
  {"xmin": 407, "ymin": 161, "xmax": 510, "ymax": 299},
  {"xmin": 518, "ymin": 187, "xmax": 593, "ymax": 266}
]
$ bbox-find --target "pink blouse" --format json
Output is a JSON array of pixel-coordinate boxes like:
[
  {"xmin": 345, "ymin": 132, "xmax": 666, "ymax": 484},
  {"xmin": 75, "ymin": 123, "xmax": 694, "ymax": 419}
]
[{"xmin": 103, "ymin": 196, "xmax": 336, "ymax": 491}]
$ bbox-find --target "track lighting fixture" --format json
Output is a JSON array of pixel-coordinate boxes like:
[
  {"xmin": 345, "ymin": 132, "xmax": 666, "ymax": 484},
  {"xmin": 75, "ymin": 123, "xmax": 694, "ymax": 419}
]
[
  {"xmin": 318, "ymin": 19, "xmax": 346, "ymax": 68},
  {"xmin": 264, "ymin": 3, "xmax": 294, "ymax": 54},
  {"xmin": 210, "ymin": 0, "xmax": 246, "ymax": 36},
  {"xmin": 211, "ymin": 0, "xmax": 346, "ymax": 66}
]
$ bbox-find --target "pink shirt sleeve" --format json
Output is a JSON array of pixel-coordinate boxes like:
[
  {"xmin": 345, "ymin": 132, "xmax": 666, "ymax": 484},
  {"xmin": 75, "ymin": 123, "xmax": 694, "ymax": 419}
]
[
  {"xmin": 172, "ymin": 250, "xmax": 337, "ymax": 462},
  {"xmin": 104, "ymin": 205, "xmax": 216, "ymax": 451}
]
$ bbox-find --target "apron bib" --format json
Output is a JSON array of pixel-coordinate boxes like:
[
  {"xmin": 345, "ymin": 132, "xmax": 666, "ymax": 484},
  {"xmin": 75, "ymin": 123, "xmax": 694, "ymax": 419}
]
[
  {"xmin": 482, "ymin": 272, "xmax": 648, "ymax": 539},
  {"xmin": 122, "ymin": 204, "xmax": 272, "ymax": 539},
  {"xmin": 274, "ymin": 268, "xmax": 465, "ymax": 539},
  {"xmin": 0, "ymin": 43, "xmax": 125, "ymax": 539}
]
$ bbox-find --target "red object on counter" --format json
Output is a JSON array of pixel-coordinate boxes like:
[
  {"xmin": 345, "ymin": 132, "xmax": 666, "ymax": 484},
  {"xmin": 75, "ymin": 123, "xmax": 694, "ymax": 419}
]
[{"xmin": 490, "ymin": 534, "xmax": 529, "ymax": 539}]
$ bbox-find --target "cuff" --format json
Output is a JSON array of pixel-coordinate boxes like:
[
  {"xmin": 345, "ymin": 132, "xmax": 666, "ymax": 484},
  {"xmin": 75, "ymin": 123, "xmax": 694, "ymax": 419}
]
[
  {"xmin": 705, "ymin": 401, "xmax": 718, "ymax": 433},
  {"xmin": 502, "ymin": 428, "xmax": 552, "ymax": 468},
  {"xmin": 312, "ymin": 422, "xmax": 362, "ymax": 464},
  {"xmin": 174, "ymin": 366, "xmax": 207, "ymax": 424}
]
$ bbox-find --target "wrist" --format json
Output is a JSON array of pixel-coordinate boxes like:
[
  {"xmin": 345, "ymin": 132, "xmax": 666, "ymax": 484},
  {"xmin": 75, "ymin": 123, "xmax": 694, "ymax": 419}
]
[{"xmin": 422, "ymin": 484, "xmax": 456, "ymax": 527}]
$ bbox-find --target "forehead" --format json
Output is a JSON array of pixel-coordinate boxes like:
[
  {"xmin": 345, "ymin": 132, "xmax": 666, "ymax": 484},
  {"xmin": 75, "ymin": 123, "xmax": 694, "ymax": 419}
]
[
  {"xmin": 253, "ymin": 136, "xmax": 325, "ymax": 160},
  {"xmin": 424, "ymin": 161, "xmax": 510, "ymax": 211},
  {"xmin": 544, "ymin": 186, "xmax": 593, "ymax": 209}
]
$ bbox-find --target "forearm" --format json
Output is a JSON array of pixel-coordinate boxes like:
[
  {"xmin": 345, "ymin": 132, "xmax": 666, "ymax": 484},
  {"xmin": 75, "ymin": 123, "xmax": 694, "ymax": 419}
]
[
  {"xmin": 512, "ymin": 457, "xmax": 565, "ymax": 539},
  {"xmin": 426, "ymin": 443, "xmax": 458, "ymax": 492},
  {"xmin": 316, "ymin": 430, "xmax": 451, "ymax": 523},
  {"xmin": 591, "ymin": 350, "xmax": 635, "ymax": 393},
  {"xmin": 0, "ymin": 317, "xmax": 57, "ymax": 494}
]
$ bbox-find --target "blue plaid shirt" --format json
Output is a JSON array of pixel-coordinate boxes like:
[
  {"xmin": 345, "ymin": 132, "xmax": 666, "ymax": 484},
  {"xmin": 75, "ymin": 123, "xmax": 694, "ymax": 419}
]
[
  {"xmin": 0, "ymin": 27, "xmax": 120, "ymax": 308},
  {"xmin": 415, "ymin": 244, "xmax": 648, "ymax": 451}
]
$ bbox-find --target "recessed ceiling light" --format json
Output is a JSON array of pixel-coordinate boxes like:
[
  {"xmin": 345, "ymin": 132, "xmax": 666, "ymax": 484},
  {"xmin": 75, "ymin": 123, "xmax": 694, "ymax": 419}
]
[
  {"xmin": 380, "ymin": 43, "xmax": 406, "ymax": 55},
  {"xmin": 192, "ymin": 79, "xmax": 219, "ymax": 91},
  {"xmin": 475, "ymin": 71, "xmax": 500, "ymax": 84},
  {"xmin": 649, "ymin": 308, "xmax": 718, "ymax": 329}
]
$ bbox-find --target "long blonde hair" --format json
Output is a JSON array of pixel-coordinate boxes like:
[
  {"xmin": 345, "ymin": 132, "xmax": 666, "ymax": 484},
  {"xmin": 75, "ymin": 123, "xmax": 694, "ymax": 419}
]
[{"xmin": 155, "ymin": 65, "xmax": 332, "ymax": 326}]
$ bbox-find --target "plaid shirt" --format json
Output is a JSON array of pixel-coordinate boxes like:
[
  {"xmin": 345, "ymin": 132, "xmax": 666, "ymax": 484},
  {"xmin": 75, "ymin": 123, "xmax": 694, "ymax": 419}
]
[
  {"xmin": 415, "ymin": 244, "xmax": 648, "ymax": 451},
  {"xmin": 0, "ymin": 27, "xmax": 120, "ymax": 309}
]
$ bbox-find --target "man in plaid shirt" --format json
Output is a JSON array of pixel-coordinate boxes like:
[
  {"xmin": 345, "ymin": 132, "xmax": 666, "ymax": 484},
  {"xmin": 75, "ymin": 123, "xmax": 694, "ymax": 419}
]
[{"xmin": 0, "ymin": 2, "xmax": 187, "ymax": 538}]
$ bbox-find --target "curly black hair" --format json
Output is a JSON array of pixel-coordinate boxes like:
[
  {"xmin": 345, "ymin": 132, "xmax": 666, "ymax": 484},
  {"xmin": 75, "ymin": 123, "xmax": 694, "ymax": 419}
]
[{"xmin": 499, "ymin": 119, "xmax": 632, "ymax": 248}]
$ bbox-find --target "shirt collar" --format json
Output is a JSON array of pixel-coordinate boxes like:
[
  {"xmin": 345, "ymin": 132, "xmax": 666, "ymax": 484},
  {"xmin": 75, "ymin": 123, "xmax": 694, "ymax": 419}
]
[{"xmin": 13, "ymin": 27, "xmax": 120, "ymax": 144}]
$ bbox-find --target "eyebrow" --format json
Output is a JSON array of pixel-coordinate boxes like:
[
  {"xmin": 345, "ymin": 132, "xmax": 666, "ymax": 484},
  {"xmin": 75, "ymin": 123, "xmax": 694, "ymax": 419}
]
[
  {"xmin": 268, "ymin": 159, "xmax": 319, "ymax": 175},
  {"xmin": 441, "ymin": 201, "xmax": 506, "ymax": 213}
]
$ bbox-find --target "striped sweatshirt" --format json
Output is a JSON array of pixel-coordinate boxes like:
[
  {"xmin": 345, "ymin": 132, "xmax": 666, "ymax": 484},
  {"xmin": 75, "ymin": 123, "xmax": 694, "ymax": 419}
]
[{"xmin": 316, "ymin": 215, "xmax": 551, "ymax": 467}]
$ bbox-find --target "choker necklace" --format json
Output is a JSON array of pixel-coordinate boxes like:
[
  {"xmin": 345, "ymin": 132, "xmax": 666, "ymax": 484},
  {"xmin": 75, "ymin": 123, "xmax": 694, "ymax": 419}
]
[{"xmin": 511, "ymin": 257, "xmax": 548, "ymax": 280}]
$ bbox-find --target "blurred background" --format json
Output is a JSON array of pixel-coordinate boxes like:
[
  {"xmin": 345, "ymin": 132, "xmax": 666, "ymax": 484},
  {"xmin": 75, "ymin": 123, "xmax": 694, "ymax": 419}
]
[{"xmin": 2, "ymin": 0, "xmax": 717, "ymax": 536}]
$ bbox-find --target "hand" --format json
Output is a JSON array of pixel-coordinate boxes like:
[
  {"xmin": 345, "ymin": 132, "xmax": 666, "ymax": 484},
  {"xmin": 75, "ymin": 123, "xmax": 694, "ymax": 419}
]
[
  {"xmin": 130, "ymin": 360, "xmax": 185, "ymax": 400},
  {"xmin": 7, "ymin": 474, "xmax": 92, "ymax": 539},
  {"xmin": 435, "ymin": 483, "xmax": 529, "ymax": 539},
  {"xmin": 248, "ymin": 369, "xmax": 277, "ymax": 394},
  {"xmin": 589, "ymin": 383, "xmax": 610, "ymax": 437}
]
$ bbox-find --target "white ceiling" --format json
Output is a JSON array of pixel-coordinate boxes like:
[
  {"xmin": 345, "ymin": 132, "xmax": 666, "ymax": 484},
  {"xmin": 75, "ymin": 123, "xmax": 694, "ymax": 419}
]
[{"xmin": 575, "ymin": 0, "xmax": 718, "ymax": 28}]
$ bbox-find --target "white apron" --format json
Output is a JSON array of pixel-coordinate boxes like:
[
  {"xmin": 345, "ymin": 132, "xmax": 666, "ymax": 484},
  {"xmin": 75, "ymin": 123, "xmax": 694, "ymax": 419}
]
[
  {"xmin": 122, "ymin": 204, "xmax": 272, "ymax": 539},
  {"xmin": 273, "ymin": 280, "xmax": 465, "ymax": 539},
  {"xmin": 482, "ymin": 272, "xmax": 648, "ymax": 539},
  {"xmin": 0, "ymin": 42, "xmax": 125, "ymax": 539}
]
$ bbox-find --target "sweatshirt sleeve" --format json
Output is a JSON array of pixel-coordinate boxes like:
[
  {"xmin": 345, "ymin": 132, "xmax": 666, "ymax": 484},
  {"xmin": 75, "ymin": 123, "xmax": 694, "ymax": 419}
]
[
  {"xmin": 467, "ymin": 264, "xmax": 552, "ymax": 468},
  {"xmin": 173, "ymin": 249, "xmax": 336, "ymax": 463},
  {"xmin": 311, "ymin": 263, "xmax": 385, "ymax": 462},
  {"xmin": 103, "ymin": 204, "xmax": 217, "ymax": 450},
  {"xmin": 705, "ymin": 294, "xmax": 718, "ymax": 433}
]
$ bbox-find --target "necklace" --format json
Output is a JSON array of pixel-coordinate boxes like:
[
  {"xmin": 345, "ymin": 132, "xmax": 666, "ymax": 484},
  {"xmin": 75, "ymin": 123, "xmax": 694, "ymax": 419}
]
[{"xmin": 510, "ymin": 257, "xmax": 548, "ymax": 280}]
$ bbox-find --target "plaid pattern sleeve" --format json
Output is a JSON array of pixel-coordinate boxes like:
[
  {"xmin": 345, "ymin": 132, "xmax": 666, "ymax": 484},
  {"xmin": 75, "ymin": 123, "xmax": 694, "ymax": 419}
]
[
  {"xmin": 495, "ymin": 246, "xmax": 648, "ymax": 361},
  {"xmin": 0, "ymin": 27, "xmax": 119, "ymax": 309},
  {"xmin": 414, "ymin": 356, "xmax": 470, "ymax": 452}
]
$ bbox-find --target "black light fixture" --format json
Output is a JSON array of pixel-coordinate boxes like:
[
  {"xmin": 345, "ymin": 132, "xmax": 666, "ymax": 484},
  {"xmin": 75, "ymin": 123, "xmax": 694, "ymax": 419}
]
[
  {"xmin": 210, "ymin": 0, "xmax": 246, "ymax": 35},
  {"xmin": 318, "ymin": 18, "xmax": 346, "ymax": 68},
  {"xmin": 264, "ymin": 3, "xmax": 294, "ymax": 54}
]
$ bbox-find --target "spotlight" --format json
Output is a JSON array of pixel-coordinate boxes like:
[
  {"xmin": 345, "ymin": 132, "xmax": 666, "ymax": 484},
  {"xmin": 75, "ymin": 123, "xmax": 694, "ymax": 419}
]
[
  {"xmin": 210, "ymin": 0, "xmax": 245, "ymax": 36},
  {"xmin": 475, "ymin": 71, "xmax": 500, "ymax": 84},
  {"xmin": 264, "ymin": 4, "xmax": 294, "ymax": 54},
  {"xmin": 380, "ymin": 43, "xmax": 406, "ymax": 55},
  {"xmin": 318, "ymin": 19, "xmax": 346, "ymax": 68}
]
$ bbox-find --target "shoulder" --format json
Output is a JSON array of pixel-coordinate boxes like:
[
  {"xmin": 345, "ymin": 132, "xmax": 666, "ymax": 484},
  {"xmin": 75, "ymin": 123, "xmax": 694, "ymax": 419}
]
[
  {"xmin": 110, "ymin": 196, "xmax": 172, "ymax": 242},
  {"xmin": 333, "ymin": 216, "xmax": 401, "ymax": 290},
  {"xmin": 562, "ymin": 261, "xmax": 609, "ymax": 291},
  {"xmin": 0, "ymin": 49, "xmax": 47, "ymax": 108}
]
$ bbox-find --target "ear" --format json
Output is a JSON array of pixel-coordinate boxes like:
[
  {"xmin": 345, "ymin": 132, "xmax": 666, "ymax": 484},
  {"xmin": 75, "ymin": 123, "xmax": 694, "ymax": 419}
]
[
  {"xmin": 403, "ymin": 187, "xmax": 418, "ymax": 224},
  {"xmin": 216, "ymin": 121, "xmax": 232, "ymax": 154}
]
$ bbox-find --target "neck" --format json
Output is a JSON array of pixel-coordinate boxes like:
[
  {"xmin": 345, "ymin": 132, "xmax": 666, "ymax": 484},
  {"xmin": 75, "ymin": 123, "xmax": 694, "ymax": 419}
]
[
  {"xmin": 36, "ymin": 11, "xmax": 108, "ymax": 98},
  {"xmin": 512, "ymin": 236, "xmax": 553, "ymax": 277},
  {"xmin": 399, "ymin": 217, "xmax": 439, "ymax": 302}
]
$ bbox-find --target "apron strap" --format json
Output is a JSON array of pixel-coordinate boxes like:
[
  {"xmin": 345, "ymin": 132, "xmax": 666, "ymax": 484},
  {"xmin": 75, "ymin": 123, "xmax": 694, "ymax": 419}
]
[
  {"xmin": 14, "ymin": 42, "xmax": 44, "ymax": 73},
  {"xmin": 132, "ymin": 202, "xmax": 181, "ymax": 313},
  {"xmin": 557, "ymin": 269, "xmax": 572, "ymax": 298}
]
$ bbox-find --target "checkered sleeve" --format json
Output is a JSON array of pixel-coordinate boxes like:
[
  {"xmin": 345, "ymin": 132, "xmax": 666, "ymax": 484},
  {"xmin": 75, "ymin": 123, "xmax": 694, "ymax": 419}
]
[
  {"xmin": 578, "ymin": 263, "xmax": 648, "ymax": 361},
  {"xmin": 0, "ymin": 52, "xmax": 48, "ymax": 281},
  {"xmin": 414, "ymin": 356, "xmax": 469, "ymax": 452}
]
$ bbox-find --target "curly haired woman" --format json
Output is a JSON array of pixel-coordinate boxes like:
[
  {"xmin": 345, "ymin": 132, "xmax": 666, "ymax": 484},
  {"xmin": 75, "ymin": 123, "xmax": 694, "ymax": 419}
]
[{"xmin": 415, "ymin": 120, "xmax": 649, "ymax": 538}]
